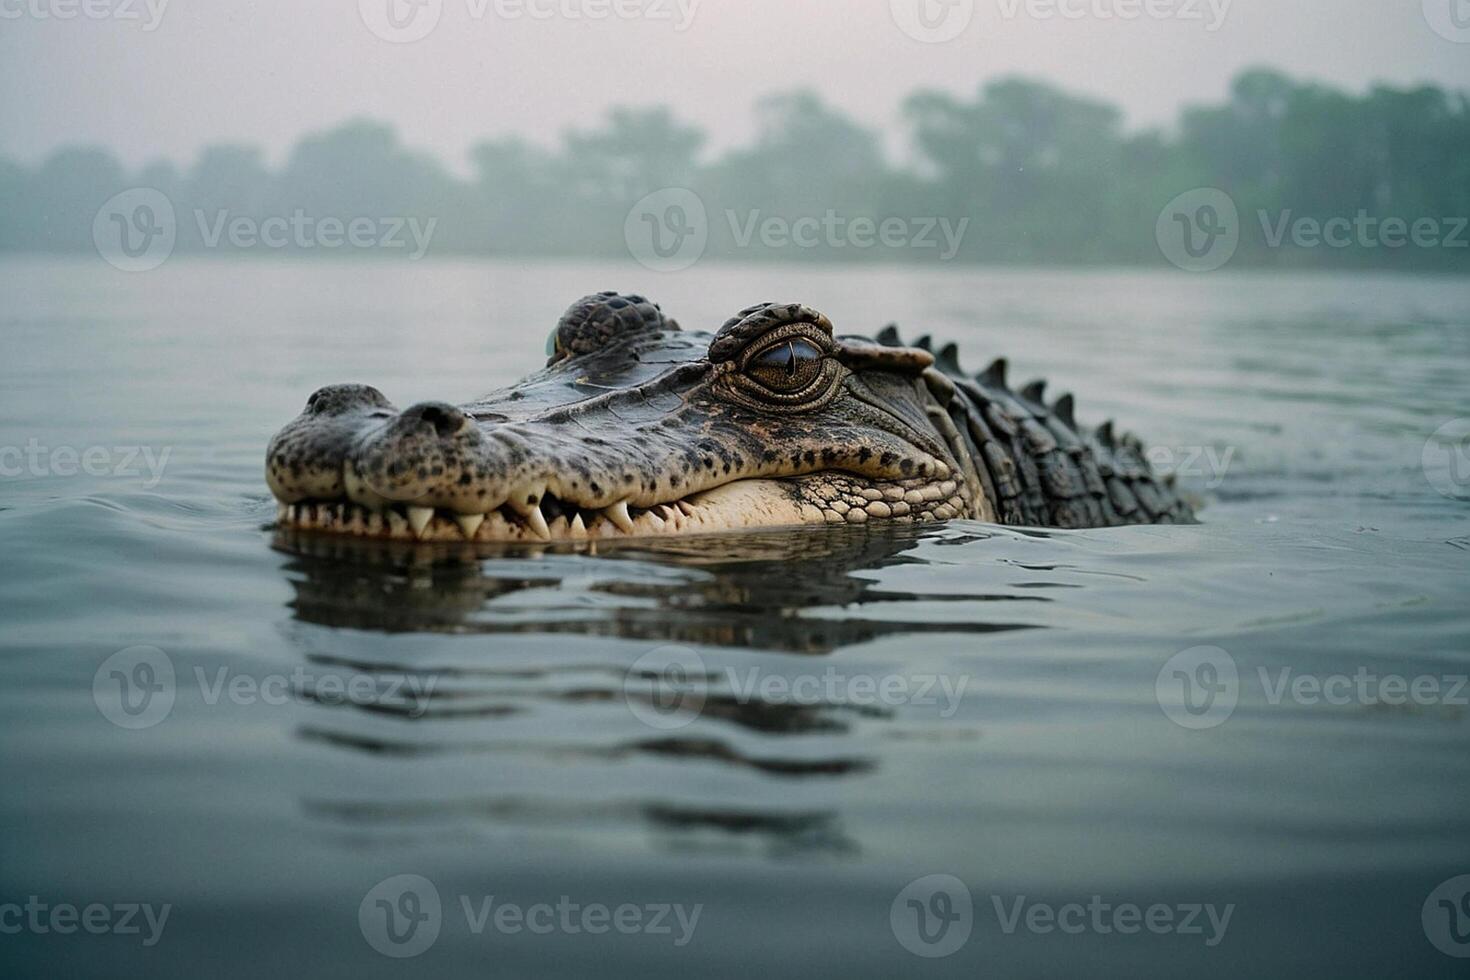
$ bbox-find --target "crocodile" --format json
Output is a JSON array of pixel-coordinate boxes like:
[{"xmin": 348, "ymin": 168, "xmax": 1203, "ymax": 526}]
[{"xmin": 265, "ymin": 292, "xmax": 1195, "ymax": 542}]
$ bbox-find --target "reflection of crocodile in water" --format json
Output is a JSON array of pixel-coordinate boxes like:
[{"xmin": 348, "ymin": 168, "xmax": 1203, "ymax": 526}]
[
  {"xmin": 267, "ymin": 293, "xmax": 1195, "ymax": 542},
  {"xmin": 272, "ymin": 522, "xmax": 1042, "ymax": 652}
]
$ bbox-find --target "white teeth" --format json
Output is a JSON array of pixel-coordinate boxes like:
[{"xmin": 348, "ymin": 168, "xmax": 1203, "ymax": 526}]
[
  {"xmin": 676, "ymin": 500, "xmax": 696, "ymax": 517},
  {"xmin": 286, "ymin": 504, "xmax": 298, "ymax": 523},
  {"xmin": 507, "ymin": 499, "xmax": 551, "ymax": 540},
  {"xmin": 606, "ymin": 500, "xmax": 634, "ymax": 534},
  {"xmin": 570, "ymin": 513, "xmax": 587, "ymax": 539},
  {"xmin": 407, "ymin": 506, "xmax": 435, "ymax": 538},
  {"xmin": 507, "ymin": 489, "xmax": 552, "ymax": 540},
  {"xmin": 456, "ymin": 513, "xmax": 485, "ymax": 540},
  {"xmin": 276, "ymin": 503, "xmax": 288, "ymax": 522}
]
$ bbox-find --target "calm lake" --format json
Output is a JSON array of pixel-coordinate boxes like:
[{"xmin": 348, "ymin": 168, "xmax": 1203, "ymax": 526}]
[{"xmin": 1, "ymin": 257, "xmax": 1468, "ymax": 978}]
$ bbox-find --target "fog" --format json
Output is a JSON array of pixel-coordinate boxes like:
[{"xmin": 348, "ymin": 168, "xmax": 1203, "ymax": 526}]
[{"xmin": 4, "ymin": 0, "xmax": 1469, "ymax": 170}]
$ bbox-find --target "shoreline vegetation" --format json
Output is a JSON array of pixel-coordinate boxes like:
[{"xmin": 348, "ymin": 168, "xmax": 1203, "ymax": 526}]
[{"xmin": 4, "ymin": 69, "xmax": 1467, "ymax": 272}]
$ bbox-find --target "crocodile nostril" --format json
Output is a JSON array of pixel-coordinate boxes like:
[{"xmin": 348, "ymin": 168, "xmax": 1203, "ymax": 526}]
[{"xmin": 407, "ymin": 401, "xmax": 468, "ymax": 438}]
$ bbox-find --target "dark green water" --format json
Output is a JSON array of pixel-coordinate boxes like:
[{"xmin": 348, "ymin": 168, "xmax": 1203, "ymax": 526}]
[{"xmin": 2, "ymin": 258, "xmax": 1468, "ymax": 978}]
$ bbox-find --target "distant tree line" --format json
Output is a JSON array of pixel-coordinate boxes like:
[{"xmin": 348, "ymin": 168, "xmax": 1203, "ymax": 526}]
[{"xmin": 2, "ymin": 68, "xmax": 1467, "ymax": 271}]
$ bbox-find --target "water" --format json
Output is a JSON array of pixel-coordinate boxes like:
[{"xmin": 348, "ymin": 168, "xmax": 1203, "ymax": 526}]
[{"xmin": 1, "ymin": 257, "xmax": 1468, "ymax": 978}]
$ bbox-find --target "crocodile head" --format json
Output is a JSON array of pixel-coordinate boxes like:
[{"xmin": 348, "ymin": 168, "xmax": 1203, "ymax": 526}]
[
  {"xmin": 266, "ymin": 294, "xmax": 984, "ymax": 543},
  {"xmin": 267, "ymin": 292, "xmax": 1197, "ymax": 542}
]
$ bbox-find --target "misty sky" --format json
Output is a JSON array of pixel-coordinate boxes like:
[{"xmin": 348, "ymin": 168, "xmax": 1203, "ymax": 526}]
[{"xmin": 3, "ymin": 0, "xmax": 1468, "ymax": 170}]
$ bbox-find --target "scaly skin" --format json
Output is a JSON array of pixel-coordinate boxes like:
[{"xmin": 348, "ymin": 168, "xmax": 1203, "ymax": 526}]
[{"xmin": 265, "ymin": 293, "xmax": 1195, "ymax": 542}]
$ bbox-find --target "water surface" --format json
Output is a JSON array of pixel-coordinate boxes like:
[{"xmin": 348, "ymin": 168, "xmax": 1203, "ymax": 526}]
[{"xmin": 2, "ymin": 258, "xmax": 1468, "ymax": 977}]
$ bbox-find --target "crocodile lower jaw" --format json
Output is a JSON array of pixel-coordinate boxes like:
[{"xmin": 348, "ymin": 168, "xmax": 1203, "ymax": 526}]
[{"xmin": 272, "ymin": 478, "xmax": 832, "ymax": 543}]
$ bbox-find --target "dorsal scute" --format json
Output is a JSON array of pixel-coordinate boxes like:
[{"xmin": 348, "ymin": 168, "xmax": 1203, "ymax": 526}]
[{"xmin": 977, "ymin": 357, "xmax": 1008, "ymax": 389}]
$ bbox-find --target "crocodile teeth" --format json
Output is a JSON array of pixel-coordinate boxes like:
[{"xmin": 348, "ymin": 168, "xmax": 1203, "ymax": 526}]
[
  {"xmin": 407, "ymin": 506, "xmax": 434, "ymax": 538},
  {"xmin": 675, "ymin": 500, "xmax": 696, "ymax": 517},
  {"xmin": 286, "ymin": 504, "xmax": 298, "ymax": 523},
  {"xmin": 606, "ymin": 500, "xmax": 635, "ymax": 534},
  {"xmin": 456, "ymin": 513, "xmax": 485, "ymax": 540},
  {"xmin": 569, "ymin": 513, "xmax": 588, "ymax": 539},
  {"xmin": 508, "ymin": 497, "xmax": 551, "ymax": 540},
  {"xmin": 276, "ymin": 503, "xmax": 288, "ymax": 522}
]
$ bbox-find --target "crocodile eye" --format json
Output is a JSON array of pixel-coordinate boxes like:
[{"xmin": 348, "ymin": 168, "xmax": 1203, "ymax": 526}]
[{"xmin": 745, "ymin": 338, "xmax": 824, "ymax": 393}]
